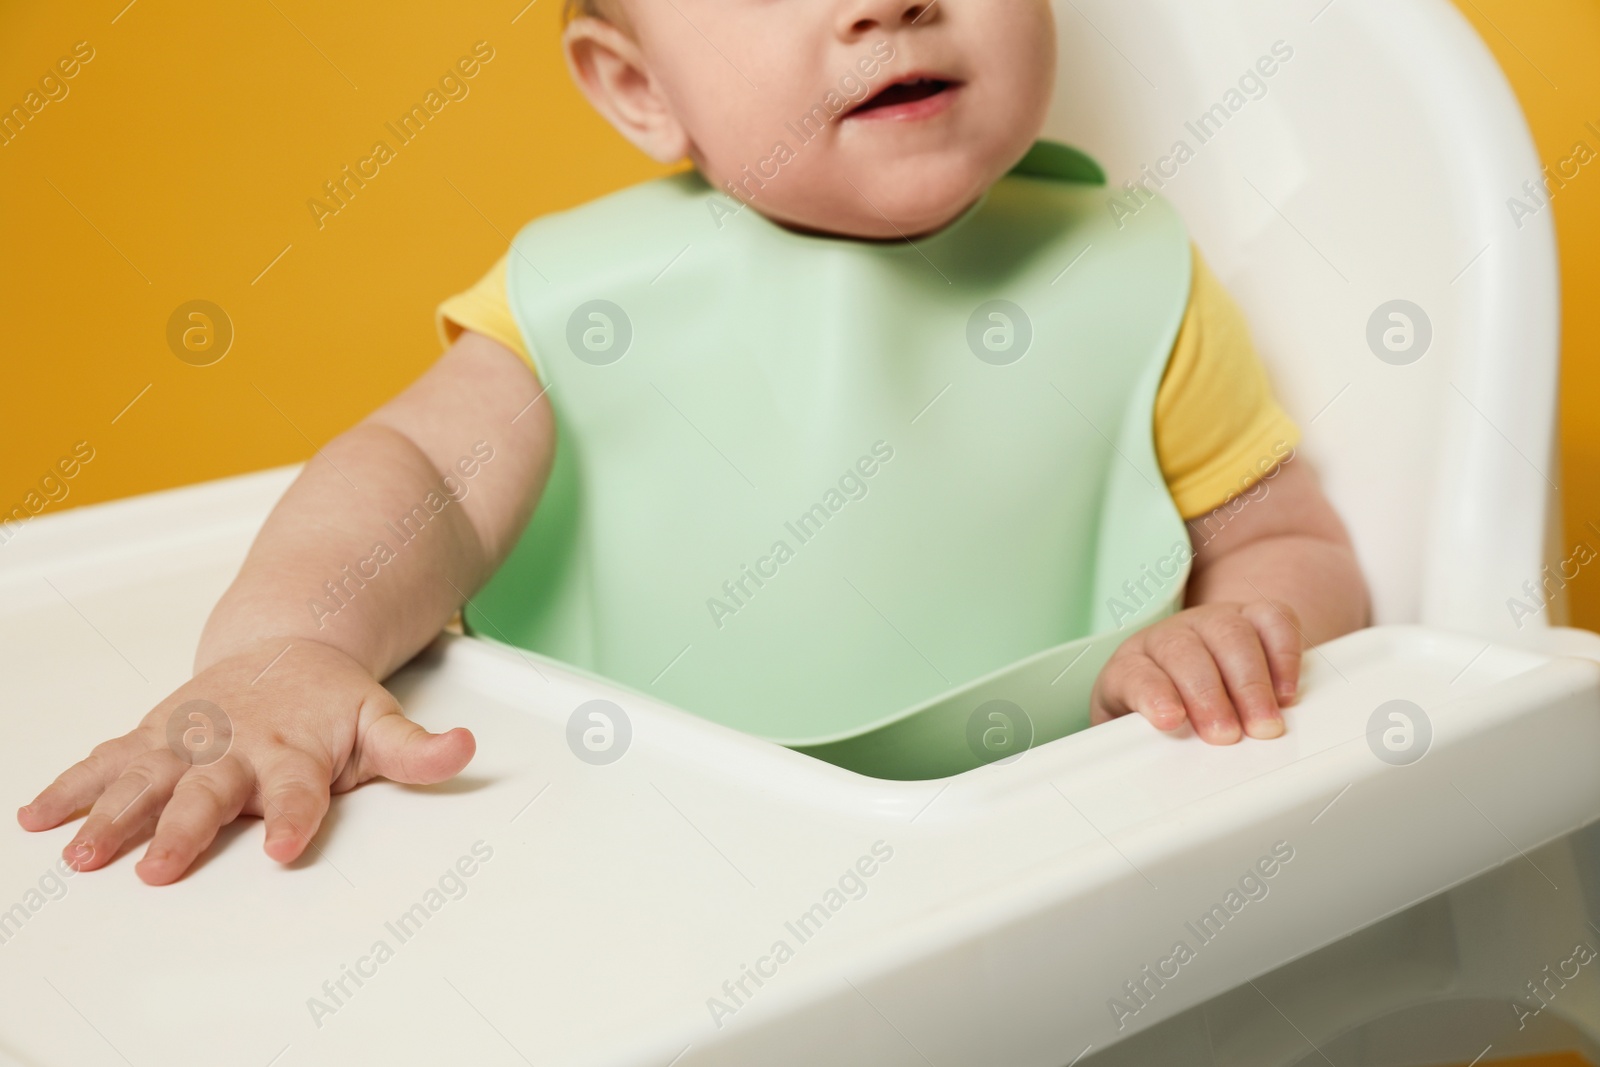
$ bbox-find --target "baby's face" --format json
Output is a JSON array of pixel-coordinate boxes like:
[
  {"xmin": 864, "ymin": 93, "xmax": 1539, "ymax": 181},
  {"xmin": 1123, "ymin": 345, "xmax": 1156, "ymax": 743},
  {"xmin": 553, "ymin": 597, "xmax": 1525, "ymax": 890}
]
[{"xmin": 588, "ymin": 1, "xmax": 1057, "ymax": 239}]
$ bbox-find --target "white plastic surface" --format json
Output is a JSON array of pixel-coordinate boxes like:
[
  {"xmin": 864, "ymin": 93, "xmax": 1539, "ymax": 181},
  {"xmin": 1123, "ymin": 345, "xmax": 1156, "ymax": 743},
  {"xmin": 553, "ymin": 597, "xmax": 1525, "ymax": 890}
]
[
  {"xmin": 0, "ymin": 0, "xmax": 1587, "ymax": 1063},
  {"xmin": 1, "ymin": 469, "xmax": 1597, "ymax": 1066}
]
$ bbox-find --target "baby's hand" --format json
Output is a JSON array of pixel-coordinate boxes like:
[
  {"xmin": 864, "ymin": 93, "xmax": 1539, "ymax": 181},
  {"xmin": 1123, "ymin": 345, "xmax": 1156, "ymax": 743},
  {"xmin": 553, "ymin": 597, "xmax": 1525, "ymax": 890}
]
[
  {"xmin": 16, "ymin": 638, "xmax": 474, "ymax": 885},
  {"xmin": 1090, "ymin": 601, "xmax": 1304, "ymax": 744}
]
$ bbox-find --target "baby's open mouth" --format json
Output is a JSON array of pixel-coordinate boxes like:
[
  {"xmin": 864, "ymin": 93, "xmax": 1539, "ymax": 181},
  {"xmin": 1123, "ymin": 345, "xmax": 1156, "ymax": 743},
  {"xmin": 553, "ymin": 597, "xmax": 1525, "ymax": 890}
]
[{"xmin": 846, "ymin": 76, "xmax": 962, "ymax": 120}]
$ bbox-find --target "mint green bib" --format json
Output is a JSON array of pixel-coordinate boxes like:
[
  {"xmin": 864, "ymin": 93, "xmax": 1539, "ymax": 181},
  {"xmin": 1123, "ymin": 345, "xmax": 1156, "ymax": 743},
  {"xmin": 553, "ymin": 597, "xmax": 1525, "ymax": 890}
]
[{"xmin": 468, "ymin": 142, "xmax": 1194, "ymax": 779}]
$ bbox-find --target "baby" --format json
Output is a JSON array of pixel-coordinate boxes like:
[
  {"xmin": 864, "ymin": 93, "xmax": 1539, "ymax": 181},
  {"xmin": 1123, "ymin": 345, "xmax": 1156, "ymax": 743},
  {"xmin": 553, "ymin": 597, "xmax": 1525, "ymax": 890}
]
[{"xmin": 19, "ymin": 0, "xmax": 1368, "ymax": 883}]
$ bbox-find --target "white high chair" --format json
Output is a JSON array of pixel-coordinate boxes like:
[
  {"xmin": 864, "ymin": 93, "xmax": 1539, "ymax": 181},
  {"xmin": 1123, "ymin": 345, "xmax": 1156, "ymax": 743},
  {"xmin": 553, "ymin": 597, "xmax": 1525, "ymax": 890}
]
[{"xmin": 1, "ymin": 0, "xmax": 1595, "ymax": 1064}]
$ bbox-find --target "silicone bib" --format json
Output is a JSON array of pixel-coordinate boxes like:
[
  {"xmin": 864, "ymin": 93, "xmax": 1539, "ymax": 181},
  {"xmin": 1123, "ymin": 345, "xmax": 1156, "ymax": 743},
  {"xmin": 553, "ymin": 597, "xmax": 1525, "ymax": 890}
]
[{"xmin": 467, "ymin": 143, "xmax": 1195, "ymax": 779}]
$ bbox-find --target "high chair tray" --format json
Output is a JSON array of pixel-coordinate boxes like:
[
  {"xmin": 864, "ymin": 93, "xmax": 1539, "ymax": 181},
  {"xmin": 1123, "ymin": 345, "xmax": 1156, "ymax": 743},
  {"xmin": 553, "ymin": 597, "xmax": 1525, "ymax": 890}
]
[{"xmin": 1, "ymin": 467, "xmax": 1597, "ymax": 1066}]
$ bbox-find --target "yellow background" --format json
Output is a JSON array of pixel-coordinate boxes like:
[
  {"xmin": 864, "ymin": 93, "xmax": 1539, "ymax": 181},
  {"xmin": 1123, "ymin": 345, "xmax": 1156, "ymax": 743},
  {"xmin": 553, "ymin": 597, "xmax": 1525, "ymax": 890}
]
[{"xmin": 1, "ymin": 0, "xmax": 1597, "ymax": 629}]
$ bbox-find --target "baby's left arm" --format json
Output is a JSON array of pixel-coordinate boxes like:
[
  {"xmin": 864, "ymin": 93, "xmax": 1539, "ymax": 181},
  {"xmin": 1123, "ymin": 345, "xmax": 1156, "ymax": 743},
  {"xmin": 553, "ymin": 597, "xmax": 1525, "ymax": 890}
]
[{"xmin": 1090, "ymin": 456, "xmax": 1369, "ymax": 744}]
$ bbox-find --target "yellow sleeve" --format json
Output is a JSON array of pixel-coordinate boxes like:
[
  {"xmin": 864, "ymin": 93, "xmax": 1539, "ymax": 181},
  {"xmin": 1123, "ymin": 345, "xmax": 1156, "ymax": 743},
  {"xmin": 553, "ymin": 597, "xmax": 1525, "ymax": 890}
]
[
  {"xmin": 435, "ymin": 253, "xmax": 535, "ymax": 368},
  {"xmin": 1154, "ymin": 246, "xmax": 1302, "ymax": 520}
]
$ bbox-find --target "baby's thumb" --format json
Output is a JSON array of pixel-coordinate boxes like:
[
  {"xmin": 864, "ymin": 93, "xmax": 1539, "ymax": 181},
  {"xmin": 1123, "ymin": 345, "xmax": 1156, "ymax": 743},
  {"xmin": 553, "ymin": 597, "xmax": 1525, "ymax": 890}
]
[{"xmin": 360, "ymin": 713, "xmax": 476, "ymax": 785}]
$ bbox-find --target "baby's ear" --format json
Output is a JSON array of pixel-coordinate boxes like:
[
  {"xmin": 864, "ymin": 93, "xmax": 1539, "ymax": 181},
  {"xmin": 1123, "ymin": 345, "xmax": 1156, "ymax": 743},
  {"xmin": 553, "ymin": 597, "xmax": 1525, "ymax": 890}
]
[{"xmin": 563, "ymin": 18, "xmax": 690, "ymax": 164}]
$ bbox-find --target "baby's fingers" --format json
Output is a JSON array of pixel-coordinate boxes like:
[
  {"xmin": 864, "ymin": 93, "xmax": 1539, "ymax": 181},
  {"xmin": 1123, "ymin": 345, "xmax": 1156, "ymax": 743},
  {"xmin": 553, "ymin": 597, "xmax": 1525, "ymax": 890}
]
[
  {"xmin": 136, "ymin": 758, "xmax": 253, "ymax": 886},
  {"xmin": 1091, "ymin": 652, "xmax": 1188, "ymax": 733},
  {"xmin": 18, "ymin": 731, "xmax": 150, "ymax": 833},
  {"xmin": 1193, "ymin": 612, "xmax": 1284, "ymax": 740},
  {"xmin": 256, "ymin": 752, "xmax": 333, "ymax": 864},
  {"xmin": 1242, "ymin": 599, "xmax": 1305, "ymax": 706},
  {"xmin": 358, "ymin": 712, "xmax": 475, "ymax": 786},
  {"xmin": 62, "ymin": 752, "xmax": 186, "ymax": 871},
  {"xmin": 1142, "ymin": 626, "xmax": 1242, "ymax": 744}
]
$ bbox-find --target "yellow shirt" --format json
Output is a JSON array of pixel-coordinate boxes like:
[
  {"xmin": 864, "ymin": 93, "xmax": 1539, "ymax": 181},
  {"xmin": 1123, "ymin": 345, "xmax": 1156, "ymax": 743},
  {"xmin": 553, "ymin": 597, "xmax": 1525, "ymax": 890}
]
[{"xmin": 437, "ymin": 244, "xmax": 1299, "ymax": 520}]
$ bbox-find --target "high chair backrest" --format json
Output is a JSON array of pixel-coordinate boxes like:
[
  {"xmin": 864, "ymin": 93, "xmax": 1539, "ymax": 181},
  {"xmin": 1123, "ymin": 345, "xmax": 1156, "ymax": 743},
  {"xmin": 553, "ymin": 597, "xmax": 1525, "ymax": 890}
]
[{"xmin": 1044, "ymin": 0, "xmax": 1562, "ymax": 639}]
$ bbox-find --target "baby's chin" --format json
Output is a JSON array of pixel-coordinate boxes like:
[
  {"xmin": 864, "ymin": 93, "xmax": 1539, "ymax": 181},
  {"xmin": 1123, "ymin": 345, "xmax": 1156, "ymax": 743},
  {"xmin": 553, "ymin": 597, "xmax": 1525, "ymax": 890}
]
[{"xmin": 741, "ymin": 159, "xmax": 1001, "ymax": 241}]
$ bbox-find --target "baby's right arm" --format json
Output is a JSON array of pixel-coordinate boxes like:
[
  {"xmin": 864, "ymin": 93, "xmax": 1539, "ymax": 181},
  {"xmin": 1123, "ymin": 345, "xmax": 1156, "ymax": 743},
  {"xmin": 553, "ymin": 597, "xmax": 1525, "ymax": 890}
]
[{"xmin": 16, "ymin": 331, "xmax": 554, "ymax": 885}]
